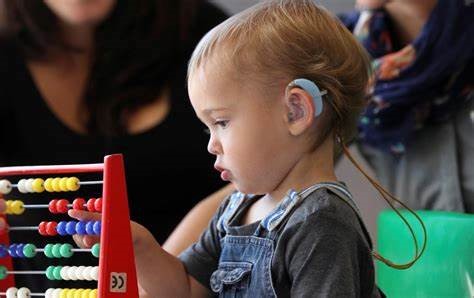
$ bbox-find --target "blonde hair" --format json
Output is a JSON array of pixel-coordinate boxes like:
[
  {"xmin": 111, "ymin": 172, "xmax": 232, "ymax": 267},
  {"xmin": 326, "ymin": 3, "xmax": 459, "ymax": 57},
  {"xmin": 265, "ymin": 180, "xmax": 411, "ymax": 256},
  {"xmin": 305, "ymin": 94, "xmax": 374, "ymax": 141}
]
[
  {"xmin": 189, "ymin": 0, "xmax": 427, "ymax": 270},
  {"xmin": 188, "ymin": 0, "xmax": 371, "ymax": 147}
]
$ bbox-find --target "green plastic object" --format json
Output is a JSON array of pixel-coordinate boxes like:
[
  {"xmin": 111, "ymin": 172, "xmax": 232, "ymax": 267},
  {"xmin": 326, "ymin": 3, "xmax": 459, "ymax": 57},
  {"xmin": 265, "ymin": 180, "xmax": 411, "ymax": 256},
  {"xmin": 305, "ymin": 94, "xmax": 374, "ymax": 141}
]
[
  {"xmin": 91, "ymin": 243, "xmax": 100, "ymax": 258},
  {"xmin": 377, "ymin": 210, "xmax": 474, "ymax": 298},
  {"xmin": 22, "ymin": 243, "xmax": 37, "ymax": 258},
  {"xmin": 60, "ymin": 243, "xmax": 74, "ymax": 258}
]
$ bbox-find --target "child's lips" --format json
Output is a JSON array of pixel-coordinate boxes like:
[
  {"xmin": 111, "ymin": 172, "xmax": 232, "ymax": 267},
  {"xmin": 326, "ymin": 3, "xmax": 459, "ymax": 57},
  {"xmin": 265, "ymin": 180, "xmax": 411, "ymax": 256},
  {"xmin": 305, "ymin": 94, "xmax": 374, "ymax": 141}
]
[{"xmin": 214, "ymin": 165, "xmax": 231, "ymax": 181}]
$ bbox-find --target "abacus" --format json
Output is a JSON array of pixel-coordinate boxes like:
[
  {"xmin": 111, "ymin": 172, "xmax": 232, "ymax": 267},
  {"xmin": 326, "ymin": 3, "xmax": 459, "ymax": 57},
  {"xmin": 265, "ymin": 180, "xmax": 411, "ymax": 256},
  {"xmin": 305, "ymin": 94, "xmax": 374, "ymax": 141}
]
[{"xmin": 0, "ymin": 154, "xmax": 138, "ymax": 297}]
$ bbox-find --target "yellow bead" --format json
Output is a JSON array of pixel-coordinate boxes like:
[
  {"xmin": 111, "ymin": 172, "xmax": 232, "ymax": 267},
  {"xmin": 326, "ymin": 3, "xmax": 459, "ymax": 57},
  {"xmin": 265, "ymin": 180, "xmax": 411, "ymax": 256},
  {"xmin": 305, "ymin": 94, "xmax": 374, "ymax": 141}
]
[
  {"xmin": 81, "ymin": 289, "xmax": 91, "ymax": 298},
  {"xmin": 66, "ymin": 289, "xmax": 75, "ymax": 298},
  {"xmin": 59, "ymin": 177, "xmax": 69, "ymax": 192},
  {"xmin": 44, "ymin": 178, "xmax": 54, "ymax": 192},
  {"xmin": 31, "ymin": 178, "xmax": 45, "ymax": 193},
  {"xmin": 11, "ymin": 200, "xmax": 24, "ymax": 215},
  {"xmin": 66, "ymin": 177, "xmax": 80, "ymax": 191},
  {"xmin": 52, "ymin": 178, "xmax": 62, "ymax": 192},
  {"xmin": 74, "ymin": 289, "xmax": 84, "ymax": 298},
  {"xmin": 89, "ymin": 289, "xmax": 97, "ymax": 298},
  {"xmin": 5, "ymin": 200, "xmax": 12, "ymax": 214},
  {"xmin": 60, "ymin": 289, "xmax": 69, "ymax": 298}
]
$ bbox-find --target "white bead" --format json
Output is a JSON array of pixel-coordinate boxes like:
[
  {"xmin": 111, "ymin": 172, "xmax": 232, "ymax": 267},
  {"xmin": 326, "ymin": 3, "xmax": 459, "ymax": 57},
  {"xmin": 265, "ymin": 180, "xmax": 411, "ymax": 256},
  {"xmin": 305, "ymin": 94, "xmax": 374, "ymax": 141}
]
[
  {"xmin": 52, "ymin": 288, "xmax": 61, "ymax": 298},
  {"xmin": 17, "ymin": 179, "xmax": 27, "ymax": 193},
  {"xmin": 6, "ymin": 287, "xmax": 18, "ymax": 298},
  {"xmin": 45, "ymin": 288, "xmax": 54, "ymax": 298},
  {"xmin": 91, "ymin": 266, "xmax": 99, "ymax": 280},
  {"xmin": 0, "ymin": 180, "xmax": 12, "ymax": 194},
  {"xmin": 17, "ymin": 287, "xmax": 31, "ymax": 298},
  {"xmin": 25, "ymin": 178, "xmax": 35, "ymax": 193},
  {"xmin": 67, "ymin": 266, "xmax": 77, "ymax": 280},
  {"xmin": 60, "ymin": 266, "xmax": 70, "ymax": 280},
  {"xmin": 75, "ymin": 266, "xmax": 86, "ymax": 280},
  {"xmin": 83, "ymin": 266, "xmax": 93, "ymax": 280}
]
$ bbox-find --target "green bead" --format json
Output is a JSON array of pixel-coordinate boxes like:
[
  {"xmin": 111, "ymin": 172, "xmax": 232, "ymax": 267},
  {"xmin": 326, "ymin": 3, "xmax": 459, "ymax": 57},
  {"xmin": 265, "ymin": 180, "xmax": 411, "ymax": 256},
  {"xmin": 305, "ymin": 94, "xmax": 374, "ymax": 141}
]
[
  {"xmin": 45, "ymin": 266, "xmax": 55, "ymax": 280},
  {"xmin": 60, "ymin": 243, "xmax": 73, "ymax": 258},
  {"xmin": 23, "ymin": 243, "xmax": 37, "ymax": 258},
  {"xmin": 44, "ymin": 244, "xmax": 54, "ymax": 258},
  {"xmin": 52, "ymin": 243, "xmax": 62, "ymax": 258},
  {"xmin": 53, "ymin": 266, "xmax": 62, "ymax": 280},
  {"xmin": 0, "ymin": 266, "xmax": 7, "ymax": 280},
  {"xmin": 91, "ymin": 243, "xmax": 100, "ymax": 258}
]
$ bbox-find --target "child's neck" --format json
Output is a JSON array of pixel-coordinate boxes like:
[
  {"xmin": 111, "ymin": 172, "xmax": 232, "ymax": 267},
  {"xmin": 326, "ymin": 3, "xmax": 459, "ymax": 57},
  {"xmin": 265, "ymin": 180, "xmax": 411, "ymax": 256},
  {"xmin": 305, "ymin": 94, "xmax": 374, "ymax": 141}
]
[{"xmin": 241, "ymin": 137, "xmax": 337, "ymax": 226}]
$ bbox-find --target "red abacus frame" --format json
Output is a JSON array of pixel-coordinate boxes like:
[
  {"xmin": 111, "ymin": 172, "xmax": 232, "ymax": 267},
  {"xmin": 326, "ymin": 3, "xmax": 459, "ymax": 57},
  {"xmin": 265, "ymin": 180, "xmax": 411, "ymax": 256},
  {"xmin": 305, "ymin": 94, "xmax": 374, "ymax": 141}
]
[{"xmin": 0, "ymin": 154, "xmax": 139, "ymax": 297}]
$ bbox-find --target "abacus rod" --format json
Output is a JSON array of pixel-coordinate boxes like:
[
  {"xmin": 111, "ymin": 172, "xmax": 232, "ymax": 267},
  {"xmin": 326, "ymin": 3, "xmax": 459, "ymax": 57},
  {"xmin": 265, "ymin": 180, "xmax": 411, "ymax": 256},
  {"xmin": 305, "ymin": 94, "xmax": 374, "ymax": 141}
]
[
  {"xmin": 6, "ymin": 270, "xmax": 45, "ymax": 274},
  {"xmin": 9, "ymin": 227, "xmax": 38, "ymax": 231},
  {"xmin": 23, "ymin": 204, "xmax": 49, "ymax": 208},
  {"xmin": 78, "ymin": 181, "xmax": 102, "ymax": 185}
]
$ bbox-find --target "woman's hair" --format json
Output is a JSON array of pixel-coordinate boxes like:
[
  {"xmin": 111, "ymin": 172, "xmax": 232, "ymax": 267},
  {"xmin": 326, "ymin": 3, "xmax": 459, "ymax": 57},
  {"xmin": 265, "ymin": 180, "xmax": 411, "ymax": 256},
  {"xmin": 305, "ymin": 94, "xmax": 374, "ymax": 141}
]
[
  {"xmin": 0, "ymin": 0, "xmax": 208, "ymax": 135},
  {"xmin": 188, "ymin": 0, "xmax": 372, "ymax": 149}
]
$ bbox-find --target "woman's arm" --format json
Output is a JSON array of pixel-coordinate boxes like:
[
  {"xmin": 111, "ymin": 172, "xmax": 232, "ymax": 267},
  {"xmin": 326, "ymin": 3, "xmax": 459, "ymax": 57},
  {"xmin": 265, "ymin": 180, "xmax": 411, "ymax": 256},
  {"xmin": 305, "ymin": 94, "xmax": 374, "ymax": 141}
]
[{"xmin": 163, "ymin": 183, "xmax": 234, "ymax": 255}]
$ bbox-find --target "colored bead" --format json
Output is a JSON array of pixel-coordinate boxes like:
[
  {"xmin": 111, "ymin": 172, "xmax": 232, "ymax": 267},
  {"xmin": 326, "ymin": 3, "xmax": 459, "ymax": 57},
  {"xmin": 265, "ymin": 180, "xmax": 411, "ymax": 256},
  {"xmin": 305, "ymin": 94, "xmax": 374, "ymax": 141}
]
[
  {"xmin": 57, "ymin": 199, "xmax": 69, "ymax": 213},
  {"xmin": 17, "ymin": 287, "xmax": 31, "ymax": 298},
  {"xmin": 53, "ymin": 266, "xmax": 62, "ymax": 280},
  {"xmin": 83, "ymin": 267, "xmax": 93, "ymax": 281},
  {"xmin": 44, "ymin": 178, "xmax": 54, "ymax": 192},
  {"xmin": 52, "ymin": 178, "xmax": 62, "ymax": 192},
  {"xmin": 0, "ymin": 265, "xmax": 8, "ymax": 280},
  {"xmin": 46, "ymin": 221, "xmax": 58, "ymax": 236},
  {"xmin": 73, "ymin": 198, "xmax": 86, "ymax": 210},
  {"xmin": 45, "ymin": 288, "xmax": 54, "ymax": 298},
  {"xmin": 85, "ymin": 221, "xmax": 95, "ymax": 235},
  {"xmin": 45, "ymin": 266, "xmax": 55, "ymax": 280},
  {"xmin": 93, "ymin": 221, "xmax": 101, "ymax": 235},
  {"xmin": 49, "ymin": 199, "xmax": 59, "ymax": 213},
  {"xmin": 81, "ymin": 289, "xmax": 91, "ymax": 298},
  {"xmin": 52, "ymin": 288, "xmax": 62, "ymax": 298},
  {"xmin": 60, "ymin": 266, "xmax": 70, "ymax": 280},
  {"xmin": 8, "ymin": 244, "xmax": 18, "ymax": 257},
  {"xmin": 11, "ymin": 200, "xmax": 24, "ymax": 215},
  {"xmin": 23, "ymin": 243, "xmax": 36, "ymax": 258},
  {"xmin": 57, "ymin": 221, "xmax": 68, "ymax": 236},
  {"xmin": 17, "ymin": 179, "xmax": 27, "ymax": 193},
  {"xmin": 60, "ymin": 243, "xmax": 74, "ymax": 258},
  {"xmin": 91, "ymin": 267, "xmax": 99, "ymax": 281},
  {"xmin": 6, "ymin": 287, "xmax": 18, "ymax": 298},
  {"xmin": 86, "ymin": 199, "xmax": 96, "ymax": 212},
  {"xmin": 38, "ymin": 221, "xmax": 48, "ymax": 236},
  {"xmin": 91, "ymin": 243, "xmax": 100, "ymax": 258},
  {"xmin": 32, "ymin": 178, "xmax": 45, "ymax": 193},
  {"xmin": 67, "ymin": 177, "xmax": 80, "ymax": 191},
  {"xmin": 67, "ymin": 289, "xmax": 76, "ymax": 298},
  {"xmin": 0, "ymin": 245, "xmax": 8, "ymax": 257},
  {"xmin": 94, "ymin": 198, "xmax": 102, "ymax": 212},
  {"xmin": 16, "ymin": 244, "xmax": 25, "ymax": 258},
  {"xmin": 0, "ymin": 180, "xmax": 12, "ymax": 194},
  {"xmin": 66, "ymin": 221, "xmax": 77, "ymax": 235},
  {"xmin": 74, "ymin": 289, "xmax": 84, "ymax": 298},
  {"xmin": 44, "ymin": 244, "xmax": 54, "ymax": 258},
  {"xmin": 59, "ymin": 177, "xmax": 69, "ymax": 192},
  {"xmin": 52, "ymin": 244, "xmax": 62, "ymax": 258},
  {"xmin": 60, "ymin": 289, "xmax": 68, "ymax": 298},
  {"xmin": 5, "ymin": 200, "xmax": 12, "ymax": 214},
  {"xmin": 89, "ymin": 289, "xmax": 97, "ymax": 298},
  {"xmin": 75, "ymin": 221, "xmax": 87, "ymax": 235}
]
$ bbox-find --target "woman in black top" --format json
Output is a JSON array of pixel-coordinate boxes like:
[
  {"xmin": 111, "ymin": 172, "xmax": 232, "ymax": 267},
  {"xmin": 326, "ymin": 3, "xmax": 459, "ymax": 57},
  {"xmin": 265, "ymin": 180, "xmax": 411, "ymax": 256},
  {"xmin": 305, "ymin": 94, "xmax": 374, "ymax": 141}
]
[{"xmin": 0, "ymin": 0, "xmax": 228, "ymax": 292}]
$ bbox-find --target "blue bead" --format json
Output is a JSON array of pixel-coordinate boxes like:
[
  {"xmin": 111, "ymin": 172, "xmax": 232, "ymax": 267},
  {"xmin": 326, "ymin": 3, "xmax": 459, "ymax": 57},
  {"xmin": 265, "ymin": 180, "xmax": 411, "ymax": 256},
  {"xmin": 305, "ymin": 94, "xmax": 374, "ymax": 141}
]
[
  {"xmin": 57, "ymin": 221, "xmax": 68, "ymax": 236},
  {"xmin": 16, "ymin": 244, "xmax": 25, "ymax": 258},
  {"xmin": 0, "ymin": 245, "xmax": 8, "ymax": 258},
  {"xmin": 85, "ymin": 221, "xmax": 95, "ymax": 235},
  {"xmin": 93, "ymin": 221, "xmax": 101, "ymax": 235},
  {"xmin": 9, "ymin": 244, "xmax": 18, "ymax": 258},
  {"xmin": 75, "ymin": 221, "xmax": 87, "ymax": 235},
  {"xmin": 66, "ymin": 221, "xmax": 77, "ymax": 235}
]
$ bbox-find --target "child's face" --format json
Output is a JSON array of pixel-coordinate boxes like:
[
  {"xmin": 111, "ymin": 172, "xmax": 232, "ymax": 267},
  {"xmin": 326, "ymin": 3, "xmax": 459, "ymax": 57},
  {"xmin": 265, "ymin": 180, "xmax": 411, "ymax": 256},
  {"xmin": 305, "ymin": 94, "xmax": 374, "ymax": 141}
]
[{"xmin": 188, "ymin": 65, "xmax": 299, "ymax": 195}]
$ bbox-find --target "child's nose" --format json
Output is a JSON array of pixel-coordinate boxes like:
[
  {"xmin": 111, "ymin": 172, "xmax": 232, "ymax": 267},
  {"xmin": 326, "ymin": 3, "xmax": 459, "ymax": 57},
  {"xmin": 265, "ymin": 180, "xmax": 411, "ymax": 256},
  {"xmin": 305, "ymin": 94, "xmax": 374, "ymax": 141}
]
[{"xmin": 207, "ymin": 135, "xmax": 221, "ymax": 155}]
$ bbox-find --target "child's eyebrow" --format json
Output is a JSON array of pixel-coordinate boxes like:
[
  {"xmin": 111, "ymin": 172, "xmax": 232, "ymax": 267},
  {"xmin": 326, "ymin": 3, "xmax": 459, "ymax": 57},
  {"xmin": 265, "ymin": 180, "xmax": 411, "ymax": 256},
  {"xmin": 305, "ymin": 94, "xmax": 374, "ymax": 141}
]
[{"xmin": 203, "ymin": 107, "xmax": 229, "ymax": 114}]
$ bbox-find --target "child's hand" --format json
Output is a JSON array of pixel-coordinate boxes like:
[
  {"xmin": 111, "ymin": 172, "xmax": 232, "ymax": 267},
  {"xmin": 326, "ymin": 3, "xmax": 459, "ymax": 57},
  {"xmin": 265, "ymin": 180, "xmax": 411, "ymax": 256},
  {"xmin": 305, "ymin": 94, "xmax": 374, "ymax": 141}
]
[{"xmin": 68, "ymin": 209, "xmax": 101, "ymax": 248}]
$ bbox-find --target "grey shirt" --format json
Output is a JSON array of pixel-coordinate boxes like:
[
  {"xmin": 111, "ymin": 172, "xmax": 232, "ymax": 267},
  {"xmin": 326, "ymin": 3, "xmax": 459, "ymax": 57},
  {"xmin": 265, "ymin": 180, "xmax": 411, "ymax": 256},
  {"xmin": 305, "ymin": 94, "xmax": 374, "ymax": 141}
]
[{"xmin": 179, "ymin": 186, "xmax": 381, "ymax": 297}]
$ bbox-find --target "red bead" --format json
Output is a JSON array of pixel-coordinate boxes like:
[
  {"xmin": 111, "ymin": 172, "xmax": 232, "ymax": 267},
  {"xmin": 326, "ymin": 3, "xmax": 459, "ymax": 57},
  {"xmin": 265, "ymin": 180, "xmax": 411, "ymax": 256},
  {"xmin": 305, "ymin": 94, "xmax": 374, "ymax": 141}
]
[
  {"xmin": 86, "ymin": 198, "xmax": 96, "ymax": 212},
  {"xmin": 48, "ymin": 199, "xmax": 58, "ymax": 214},
  {"xmin": 56, "ymin": 199, "xmax": 69, "ymax": 213},
  {"xmin": 0, "ymin": 222, "xmax": 8, "ymax": 235},
  {"xmin": 73, "ymin": 198, "xmax": 86, "ymax": 210},
  {"xmin": 46, "ymin": 221, "xmax": 58, "ymax": 236},
  {"xmin": 38, "ymin": 221, "xmax": 47, "ymax": 236},
  {"xmin": 94, "ymin": 198, "xmax": 103, "ymax": 213}
]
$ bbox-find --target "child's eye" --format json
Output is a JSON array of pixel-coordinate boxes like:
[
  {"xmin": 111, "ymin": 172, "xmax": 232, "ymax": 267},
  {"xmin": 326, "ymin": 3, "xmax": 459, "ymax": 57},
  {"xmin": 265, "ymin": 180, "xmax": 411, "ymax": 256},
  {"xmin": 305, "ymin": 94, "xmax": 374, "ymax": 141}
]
[{"xmin": 214, "ymin": 120, "xmax": 229, "ymax": 128}]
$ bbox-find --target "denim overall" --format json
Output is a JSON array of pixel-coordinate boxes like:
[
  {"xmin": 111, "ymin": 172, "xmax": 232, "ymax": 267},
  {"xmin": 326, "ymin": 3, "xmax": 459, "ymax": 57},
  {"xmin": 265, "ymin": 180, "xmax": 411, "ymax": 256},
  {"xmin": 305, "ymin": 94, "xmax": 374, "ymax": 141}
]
[{"xmin": 209, "ymin": 182, "xmax": 370, "ymax": 297}]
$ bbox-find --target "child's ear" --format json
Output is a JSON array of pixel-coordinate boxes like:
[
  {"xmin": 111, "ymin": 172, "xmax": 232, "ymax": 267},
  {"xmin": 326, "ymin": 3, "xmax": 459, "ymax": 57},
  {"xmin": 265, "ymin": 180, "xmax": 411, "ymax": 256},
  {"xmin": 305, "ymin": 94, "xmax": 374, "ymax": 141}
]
[{"xmin": 285, "ymin": 87, "xmax": 316, "ymax": 136}]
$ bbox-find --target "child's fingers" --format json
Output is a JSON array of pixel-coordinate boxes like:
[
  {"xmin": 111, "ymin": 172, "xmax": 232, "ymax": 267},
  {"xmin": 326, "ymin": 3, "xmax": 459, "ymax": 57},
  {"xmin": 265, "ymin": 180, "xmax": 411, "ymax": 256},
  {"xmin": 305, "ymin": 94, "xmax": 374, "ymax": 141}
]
[
  {"xmin": 68, "ymin": 209, "xmax": 102, "ymax": 221},
  {"xmin": 72, "ymin": 234, "xmax": 100, "ymax": 248},
  {"xmin": 0, "ymin": 198, "xmax": 6, "ymax": 213}
]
